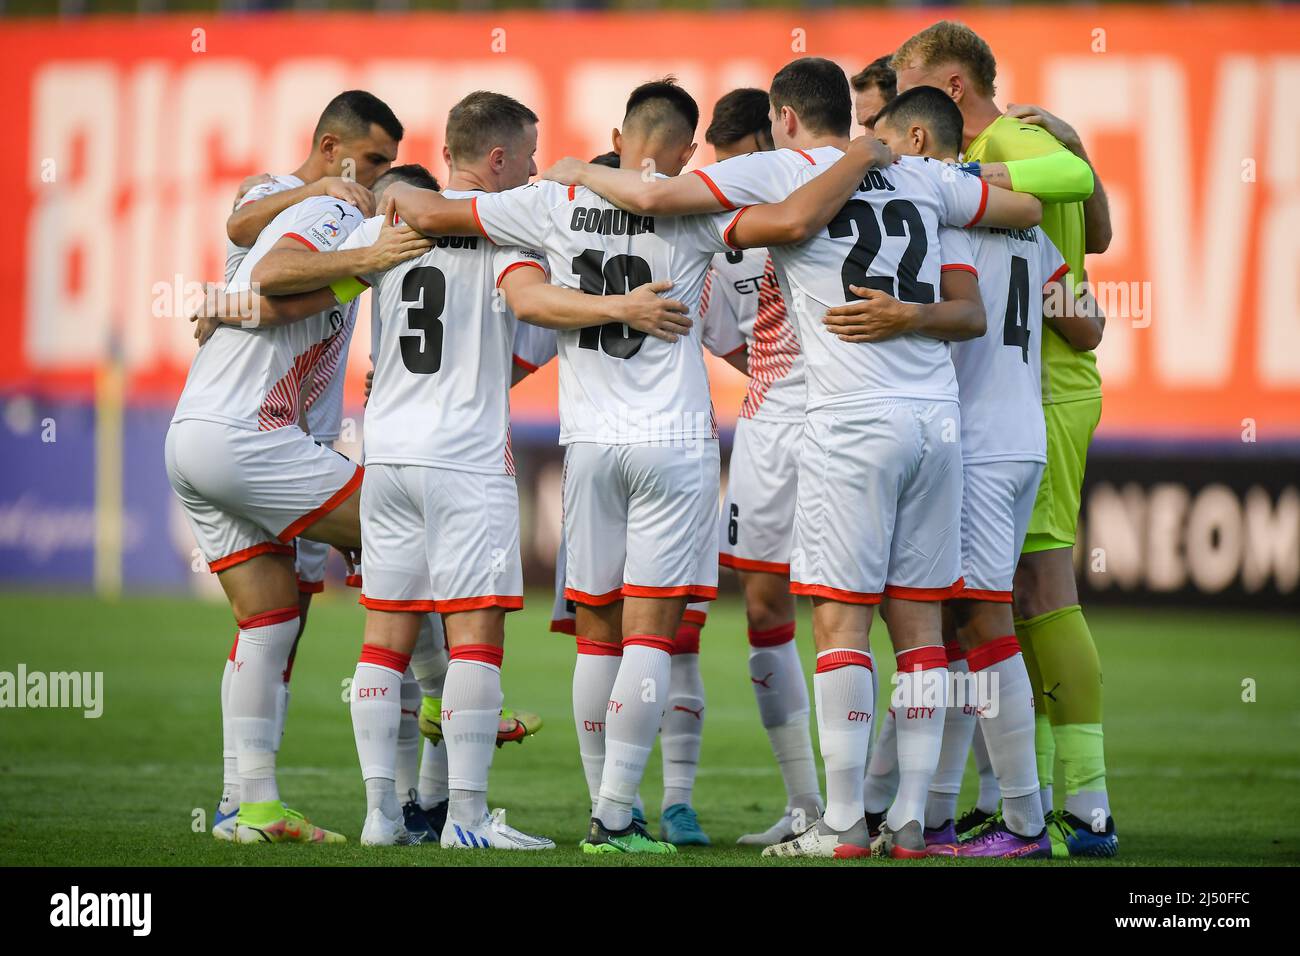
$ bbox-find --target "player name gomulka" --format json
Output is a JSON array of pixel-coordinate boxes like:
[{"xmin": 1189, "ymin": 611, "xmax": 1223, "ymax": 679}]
[{"xmin": 569, "ymin": 206, "xmax": 656, "ymax": 236}]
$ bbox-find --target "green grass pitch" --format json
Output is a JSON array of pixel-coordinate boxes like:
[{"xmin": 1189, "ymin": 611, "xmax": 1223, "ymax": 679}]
[{"xmin": 0, "ymin": 592, "xmax": 1296, "ymax": 866}]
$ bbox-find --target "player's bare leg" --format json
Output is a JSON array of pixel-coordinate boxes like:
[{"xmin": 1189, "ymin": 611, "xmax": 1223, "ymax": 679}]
[
  {"xmin": 351, "ymin": 609, "xmax": 424, "ymax": 845},
  {"xmin": 737, "ymin": 569, "xmax": 823, "ymax": 844},
  {"xmin": 873, "ymin": 597, "xmax": 947, "ymax": 859},
  {"xmin": 764, "ymin": 597, "xmax": 874, "ymax": 859},
  {"xmin": 217, "ymin": 553, "xmax": 343, "ymax": 843}
]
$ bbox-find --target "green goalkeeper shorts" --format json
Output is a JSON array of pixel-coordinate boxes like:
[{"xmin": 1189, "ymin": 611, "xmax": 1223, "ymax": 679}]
[{"xmin": 1022, "ymin": 397, "xmax": 1102, "ymax": 554}]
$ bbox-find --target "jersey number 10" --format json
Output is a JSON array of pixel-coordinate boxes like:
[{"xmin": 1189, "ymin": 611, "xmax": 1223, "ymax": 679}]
[{"xmin": 573, "ymin": 249, "xmax": 652, "ymax": 359}]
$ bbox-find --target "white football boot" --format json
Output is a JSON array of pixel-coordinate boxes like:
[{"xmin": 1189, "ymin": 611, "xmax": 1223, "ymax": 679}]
[
  {"xmin": 761, "ymin": 816, "xmax": 873, "ymax": 859},
  {"xmin": 361, "ymin": 808, "xmax": 427, "ymax": 847},
  {"xmin": 441, "ymin": 808, "xmax": 555, "ymax": 851}
]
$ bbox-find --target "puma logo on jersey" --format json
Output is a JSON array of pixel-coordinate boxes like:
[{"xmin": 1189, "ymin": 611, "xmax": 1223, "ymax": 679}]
[{"xmin": 570, "ymin": 206, "xmax": 656, "ymax": 236}]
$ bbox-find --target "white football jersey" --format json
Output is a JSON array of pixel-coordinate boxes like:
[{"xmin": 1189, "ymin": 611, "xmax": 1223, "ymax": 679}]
[
  {"xmin": 950, "ymin": 225, "xmax": 1067, "ymax": 464},
  {"xmin": 224, "ymin": 174, "xmax": 304, "ymax": 283},
  {"xmin": 473, "ymin": 179, "xmax": 734, "ymax": 446},
  {"xmin": 696, "ymin": 148, "xmax": 989, "ymax": 411},
  {"xmin": 512, "ymin": 320, "xmax": 558, "ymax": 374},
  {"xmin": 700, "ymin": 247, "xmax": 804, "ymax": 423},
  {"xmin": 174, "ymin": 195, "xmax": 363, "ymax": 433},
  {"xmin": 347, "ymin": 192, "xmax": 549, "ymax": 475}
]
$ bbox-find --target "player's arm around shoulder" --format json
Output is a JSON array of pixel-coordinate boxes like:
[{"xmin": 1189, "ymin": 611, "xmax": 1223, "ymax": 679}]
[
  {"xmin": 728, "ymin": 137, "xmax": 897, "ymax": 249},
  {"xmin": 1044, "ymin": 269, "xmax": 1105, "ymax": 351},
  {"xmin": 540, "ymin": 156, "xmax": 722, "ymax": 217},
  {"xmin": 252, "ymin": 213, "xmax": 431, "ymax": 296},
  {"xmin": 385, "ymin": 181, "xmax": 484, "ymax": 239},
  {"xmin": 189, "ymin": 287, "xmax": 339, "ymax": 346},
  {"xmin": 501, "ymin": 266, "xmax": 693, "ymax": 345}
]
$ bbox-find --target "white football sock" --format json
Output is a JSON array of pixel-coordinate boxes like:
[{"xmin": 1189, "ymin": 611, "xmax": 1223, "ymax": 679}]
[
  {"xmin": 573, "ymin": 639, "xmax": 622, "ymax": 811},
  {"xmin": 863, "ymin": 707, "xmax": 898, "ymax": 815},
  {"xmin": 410, "ymin": 614, "xmax": 449, "ymax": 698},
  {"xmin": 748, "ymin": 623, "xmax": 820, "ymax": 812},
  {"xmin": 887, "ymin": 646, "xmax": 947, "ymax": 833},
  {"xmin": 220, "ymin": 640, "xmax": 239, "ymax": 809},
  {"xmin": 813, "ymin": 648, "xmax": 875, "ymax": 832},
  {"xmin": 418, "ymin": 739, "xmax": 449, "ymax": 810},
  {"xmin": 229, "ymin": 607, "xmax": 300, "ymax": 806},
  {"xmin": 971, "ymin": 721, "xmax": 1000, "ymax": 813},
  {"xmin": 595, "ymin": 638, "xmax": 672, "ymax": 831},
  {"xmin": 969, "ymin": 637, "xmax": 1043, "ymax": 836},
  {"xmin": 395, "ymin": 669, "xmax": 421, "ymax": 799},
  {"xmin": 926, "ymin": 655, "xmax": 977, "ymax": 829},
  {"xmin": 443, "ymin": 647, "xmax": 504, "ymax": 826},
  {"xmin": 350, "ymin": 645, "xmax": 407, "ymax": 816},
  {"xmin": 661, "ymin": 628, "xmax": 704, "ymax": 810}
]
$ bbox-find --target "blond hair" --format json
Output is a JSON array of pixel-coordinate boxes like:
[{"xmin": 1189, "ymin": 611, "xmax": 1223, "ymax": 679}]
[{"xmin": 891, "ymin": 21, "xmax": 997, "ymax": 98}]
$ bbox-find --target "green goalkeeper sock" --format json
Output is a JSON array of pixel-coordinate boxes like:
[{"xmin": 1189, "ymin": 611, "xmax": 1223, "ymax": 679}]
[
  {"xmin": 1014, "ymin": 617, "xmax": 1056, "ymax": 814},
  {"xmin": 1019, "ymin": 605, "xmax": 1110, "ymax": 822}
]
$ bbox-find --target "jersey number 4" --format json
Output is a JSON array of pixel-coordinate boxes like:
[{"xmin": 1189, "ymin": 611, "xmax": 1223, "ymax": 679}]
[
  {"xmin": 1003, "ymin": 255, "xmax": 1031, "ymax": 364},
  {"xmin": 573, "ymin": 249, "xmax": 652, "ymax": 359},
  {"xmin": 399, "ymin": 266, "xmax": 446, "ymax": 374},
  {"xmin": 829, "ymin": 198, "xmax": 936, "ymax": 304}
]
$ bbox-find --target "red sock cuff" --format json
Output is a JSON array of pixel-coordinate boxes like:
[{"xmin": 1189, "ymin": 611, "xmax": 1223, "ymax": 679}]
[
  {"xmin": 576, "ymin": 637, "xmax": 622, "ymax": 657},
  {"xmin": 228, "ymin": 633, "xmax": 239, "ymax": 662},
  {"xmin": 966, "ymin": 635, "xmax": 1021, "ymax": 673},
  {"xmin": 748, "ymin": 622, "xmax": 796, "ymax": 647},
  {"xmin": 815, "ymin": 648, "xmax": 873, "ymax": 673},
  {"xmin": 673, "ymin": 624, "xmax": 701, "ymax": 655},
  {"xmin": 359, "ymin": 643, "xmax": 411, "ymax": 673},
  {"xmin": 450, "ymin": 644, "xmax": 504, "ymax": 668},
  {"xmin": 624, "ymin": 633, "xmax": 674, "ymax": 654},
  {"xmin": 896, "ymin": 645, "xmax": 947, "ymax": 672},
  {"xmin": 943, "ymin": 641, "xmax": 967, "ymax": 664},
  {"xmin": 237, "ymin": 606, "xmax": 300, "ymax": 631}
]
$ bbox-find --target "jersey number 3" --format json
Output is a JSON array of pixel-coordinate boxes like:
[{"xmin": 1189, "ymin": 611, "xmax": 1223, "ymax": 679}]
[
  {"xmin": 573, "ymin": 249, "xmax": 652, "ymax": 359},
  {"xmin": 400, "ymin": 266, "xmax": 446, "ymax": 375}
]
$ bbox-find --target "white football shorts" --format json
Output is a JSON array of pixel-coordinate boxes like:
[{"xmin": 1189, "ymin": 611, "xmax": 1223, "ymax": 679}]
[
  {"xmin": 956, "ymin": 459, "xmax": 1043, "ymax": 601},
  {"xmin": 719, "ymin": 416, "xmax": 801, "ymax": 575}
]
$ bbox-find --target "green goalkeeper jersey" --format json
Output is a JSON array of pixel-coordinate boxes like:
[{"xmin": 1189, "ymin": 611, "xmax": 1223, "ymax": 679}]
[{"xmin": 965, "ymin": 114, "xmax": 1102, "ymax": 405}]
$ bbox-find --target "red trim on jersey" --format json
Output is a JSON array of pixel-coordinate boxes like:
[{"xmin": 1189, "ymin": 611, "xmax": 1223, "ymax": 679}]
[
  {"xmin": 277, "ymin": 465, "xmax": 364, "ymax": 542},
  {"xmin": 359, "ymin": 595, "xmax": 439, "ymax": 613},
  {"xmin": 208, "ymin": 541, "xmax": 295, "ymax": 573},
  {"xmin": 966, "ymin": 635, "xmax": 1022, "ymax": 673},
  {"xmin": 512, "ymin": 354, "xmax": 540, "ymax": 374},
  {"xmin": 450, "ymin": 643, "xmax": 505, "ymax": 667},
  {"xmin": 469, "ymin": 196, "xmax": 495, "ymax": 244},
  {"xmin": 497, "ymin": 260, "xmax": 546, "ymax": 288},
  {"xmin": 576, "ymin": 637, "xmax": 621, "ymax": 656},
  {"xmin": 722, "ymin": 206, "xmax": 750, "ymax": 249},
  {"xmin": 941, "ymin": 263, "xmax": 978, "ymax": 277},
  {"xmin": 297, "ymin": 578, "xmax": 325, "ymax": 595},
  {"xmin": 956, "ymin": 586, "xmax": 1014, "ymax": 603},
  {"xmin": 790, "ymin": 581, "xmax": 883, "ymax": 605},
  {"xmin": 896, "ymin": 645, "xmax": 948, "ymax": 672},
  {"xmin": 719, "ymin": 552, "xmax": 790, "ymax": 575},
  {"xmin": 672, "ymin": 625, "xmax": 701, "ymax": 655},
  {"xmin": 624, "ymin": 633, "xmax": 675, "ymax": 654},
  {"xmin": 359, "ymin": 643, "xmax": 411, "ymax": 674},
  {"xmin": 237, "ymin": 606, "xmax": 300, "ymax": 631},
  {"xmin": 721, "ymin": 343, "xmax": 747, "ymax": 358},
  {"xmin": 435, "ymin": 595, "xmax": 524, "ymax": 614},
  {"xmin": 739, "ymin": 254, "xmax": 798, "ymax": 420},
  {"xmin": 691, "ymin": 169, "xmax": 735, "ymax": 210},
  {"xmin": 568, "ymin": 184, "xmax": 577, "ymax": 202},
  {"xmin": 885, "ymin": 578, "xmax": 966, "ymax": 601},
  {"xmin": 284, "ymin": 232, "xmax": 318, "ymax": 251},
  {"xmin": 944, "ymin": 641, "xmax": 967, "ymax": 664},
  {"xmin": 748, "ymin": 621, "xmax": 796, "ymax": 648},
  {"xmin": 681, "ymin": 608, "xmax": 709, "ymax": 627},
  {"xmin": 793, "ymin": 148, "xmax": 817, "ymax": 165},
  {"xmin": 564, "ymin": 586, "xmax": 624, "ymax": 607},
  {"xmin": 1045, "ymin": 262, "xmax": 1070, "ymax": 287},
  {"xmin": 551, "ymin": 618, "xmax": 577, "ymax": 636},
  {"xmin": 815, "ymin": 648, "xmax": 873, "ymax": 673},
  {"xmin": 963, "ymin": 180, "xmax": 990, "ymax": 228}
]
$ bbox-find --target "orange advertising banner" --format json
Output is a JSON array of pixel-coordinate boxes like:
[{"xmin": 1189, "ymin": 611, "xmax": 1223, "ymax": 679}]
[{"xmin": 1, "ymin": 8, "xmax": 1296, "ymax": 439}]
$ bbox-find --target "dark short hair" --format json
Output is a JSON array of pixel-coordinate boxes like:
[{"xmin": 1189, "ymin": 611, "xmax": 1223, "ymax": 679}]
[
  {"xmin": 705, "ymin": 88, "xmax": 773, "ymax": 149},
  {"xmin": 851, "ymin": 56, "xmax": 898, "ymax": 101},
  {"xmin": 376, "ymin": 163, "xmax": 440, "ymax": 193},
  {"xmin": 314, "ymin": 90, "xmax": 403, "ymax": 145},
  {"xmin": 769, "ymin": 57, "xmax": 851, "ymax": 138},
  {"xmin": 623, "ymin": 77, "xmax": 700, "ymax": 137},
  {"xmin": 446, "ymin": 91, "xmax": 539, "ymax": 165},
  {"xmin": 875, "ymin": 85, "xmax": 964, "ymax": 155},
  {"xmin": 588, "ymin": 151, "xmax": 621, "ymax": 168}
]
